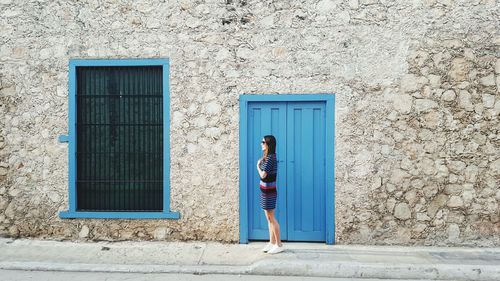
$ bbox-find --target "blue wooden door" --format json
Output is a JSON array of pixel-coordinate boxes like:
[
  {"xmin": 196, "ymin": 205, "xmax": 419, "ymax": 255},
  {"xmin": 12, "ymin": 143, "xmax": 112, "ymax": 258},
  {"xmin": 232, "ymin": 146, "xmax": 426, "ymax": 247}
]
[
  {"xmin": 247, "ymin": 101, "xmax": 326, "ymax": 242},
  {"xmin": 247, "ymin": 102, "xmax": 288, "ymax": 240},
  {"xmin": 286, "ymin": 102, "xmax": 326, "ymax": 241}
]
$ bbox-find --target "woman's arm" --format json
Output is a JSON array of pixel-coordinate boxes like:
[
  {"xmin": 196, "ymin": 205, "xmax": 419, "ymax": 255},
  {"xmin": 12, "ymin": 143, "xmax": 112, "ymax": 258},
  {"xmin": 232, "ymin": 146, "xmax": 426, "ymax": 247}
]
[{"xmin": 256, "ymin": 159, "xmax": 268, "ymax": 179}]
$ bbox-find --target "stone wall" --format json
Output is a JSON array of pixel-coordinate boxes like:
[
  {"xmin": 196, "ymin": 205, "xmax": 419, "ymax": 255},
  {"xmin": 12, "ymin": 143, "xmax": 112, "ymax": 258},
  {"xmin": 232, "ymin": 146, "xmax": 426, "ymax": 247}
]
[
  {"xmin": 0, "ymin": 0, "xmax": 498, "ymax": 245},
  {"xmin": 335, "ymin": 37, "xmax": 499, "ymax": 246}
]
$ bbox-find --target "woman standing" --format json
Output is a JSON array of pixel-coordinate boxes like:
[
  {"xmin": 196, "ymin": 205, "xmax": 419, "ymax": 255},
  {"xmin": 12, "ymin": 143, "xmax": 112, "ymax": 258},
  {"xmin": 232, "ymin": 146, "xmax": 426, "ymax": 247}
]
[{"xmin": 256, "ymin": 135, "xmax": 284, "ymax": 254}]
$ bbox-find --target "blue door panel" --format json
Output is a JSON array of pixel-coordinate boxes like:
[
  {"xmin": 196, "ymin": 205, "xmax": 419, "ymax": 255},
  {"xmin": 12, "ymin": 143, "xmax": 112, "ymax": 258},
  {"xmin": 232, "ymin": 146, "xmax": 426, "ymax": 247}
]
[
  {"xmin": 286, "ymin": 102, "xmax": 326, "ymax": 242},
  {"xmin": 248, "ymin": 102, "xmax": 287, "ymax": 240}
]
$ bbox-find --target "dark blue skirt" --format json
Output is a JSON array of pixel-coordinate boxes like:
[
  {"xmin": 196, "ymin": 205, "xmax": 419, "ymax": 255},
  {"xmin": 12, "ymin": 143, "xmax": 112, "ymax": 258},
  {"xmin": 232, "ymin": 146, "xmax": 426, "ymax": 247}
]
[{"xmin": 260, "ymin": 190, "xmax": 277, "ymax": 210}]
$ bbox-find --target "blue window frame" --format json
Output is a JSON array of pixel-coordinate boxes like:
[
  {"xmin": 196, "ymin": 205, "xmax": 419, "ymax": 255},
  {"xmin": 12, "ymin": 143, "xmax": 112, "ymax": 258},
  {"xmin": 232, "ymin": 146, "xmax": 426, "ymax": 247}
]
[{"xmin": 59, "ymin": 59, "xmax": 180, "ymax": 219}]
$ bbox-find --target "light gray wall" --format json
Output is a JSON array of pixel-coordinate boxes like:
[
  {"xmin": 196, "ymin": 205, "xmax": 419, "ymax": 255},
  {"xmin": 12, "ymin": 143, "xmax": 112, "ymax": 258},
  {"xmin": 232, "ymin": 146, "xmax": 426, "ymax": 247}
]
[{"xmin": 0, "ymin": 0, "xmax": 498, "ymax": 246}]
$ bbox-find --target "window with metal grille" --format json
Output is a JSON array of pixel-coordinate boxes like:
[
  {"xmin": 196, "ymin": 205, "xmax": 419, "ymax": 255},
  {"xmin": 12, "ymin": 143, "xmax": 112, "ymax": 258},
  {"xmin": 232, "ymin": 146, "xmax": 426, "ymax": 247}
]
[{"xmin": 59, "ymin": 59, "xmax": 179, "ymax": 219}]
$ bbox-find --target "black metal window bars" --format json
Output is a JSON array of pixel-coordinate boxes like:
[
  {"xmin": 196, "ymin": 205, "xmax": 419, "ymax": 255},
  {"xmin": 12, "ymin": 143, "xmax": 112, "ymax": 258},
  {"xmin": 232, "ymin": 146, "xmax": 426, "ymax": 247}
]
[{"xmin": 76, "ymin": 66, "xmax": 163, "ymax": 211}]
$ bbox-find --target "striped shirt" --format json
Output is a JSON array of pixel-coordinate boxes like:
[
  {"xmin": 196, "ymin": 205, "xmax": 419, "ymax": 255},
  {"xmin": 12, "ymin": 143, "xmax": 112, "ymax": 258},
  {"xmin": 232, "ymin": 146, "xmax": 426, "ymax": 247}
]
[{"xmin": 259, "ymin": 153, "xmax": 277, "ymax": 192}]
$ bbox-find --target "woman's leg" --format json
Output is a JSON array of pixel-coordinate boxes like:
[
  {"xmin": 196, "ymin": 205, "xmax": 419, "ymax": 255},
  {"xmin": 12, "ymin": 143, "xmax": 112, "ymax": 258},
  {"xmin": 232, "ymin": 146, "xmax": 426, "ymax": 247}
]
[
  {"xmin": 269, "ymin": 209, "xmax": 282, "ymax": 247},
  {"xmin": 264, "ymin": 210, "xmax": 276, "ymax": 245}
]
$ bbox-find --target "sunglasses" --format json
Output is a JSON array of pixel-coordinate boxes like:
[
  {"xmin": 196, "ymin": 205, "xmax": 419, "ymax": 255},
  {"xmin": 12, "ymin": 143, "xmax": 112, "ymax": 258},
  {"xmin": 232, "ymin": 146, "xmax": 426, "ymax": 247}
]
[{"xmin": 261, "ymin": 141, "xmax": 266, "ymax": 144}]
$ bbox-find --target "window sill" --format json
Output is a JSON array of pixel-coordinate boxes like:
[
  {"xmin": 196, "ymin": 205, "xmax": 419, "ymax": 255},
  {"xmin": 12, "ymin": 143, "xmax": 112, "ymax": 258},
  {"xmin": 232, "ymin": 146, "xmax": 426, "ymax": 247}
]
[{"xmin": 59, "ymin": 211, "xmax": 180, "ymax": 219}]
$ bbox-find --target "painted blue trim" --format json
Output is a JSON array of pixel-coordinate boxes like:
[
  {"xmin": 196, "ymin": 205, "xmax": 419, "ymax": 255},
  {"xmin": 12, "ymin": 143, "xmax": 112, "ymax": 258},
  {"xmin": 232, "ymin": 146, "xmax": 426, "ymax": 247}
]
[
  {"xmin": 162, "ymin": 60, "xmax": 171, "ymax": 214},
  {"xmin": 239, "ymin": 94, "xmax": 335, "ymax": 245},
  {"xmin": 59, "ymin": 58, "xmax": 179, "ymax": 220},
  {"xmin": 58, "ymin": 135, "xmax": 69, "ymax": 143},
  {"xmin": 239, "ymin": 100, "xmax": 249, "ymax": 244},
  {"xmin": 240, "ymin": 94, "xmax": 333, "ymax": 102},
  {"xmin": 59, "ymin": 211, "xmax": 180, "ymax": 219},
  {"xmin": 325, "ymin": 95, "xmax": 335, "ymax": 245},
  {"xmin": 68, "ymin": 63, "xmax": 77, "ymax": 213},
  {"xmin": 69, "ymin": 59, "xmax": 169, "ymax": 67}
]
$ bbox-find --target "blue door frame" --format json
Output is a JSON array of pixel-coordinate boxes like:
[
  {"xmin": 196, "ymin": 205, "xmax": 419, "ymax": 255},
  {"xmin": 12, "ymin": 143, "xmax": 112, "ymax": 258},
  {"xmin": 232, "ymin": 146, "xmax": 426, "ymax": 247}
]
[{"xmin": 239, "ymin": 94, "xmax": 335, "ymax": 245}]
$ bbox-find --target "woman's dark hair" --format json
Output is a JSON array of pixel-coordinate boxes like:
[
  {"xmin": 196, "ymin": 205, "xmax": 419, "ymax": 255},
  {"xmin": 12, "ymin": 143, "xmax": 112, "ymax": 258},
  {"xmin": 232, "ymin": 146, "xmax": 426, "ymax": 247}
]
[{"xmin": 263, "ymin": 135, "xmax": 276, "ymax": 159}]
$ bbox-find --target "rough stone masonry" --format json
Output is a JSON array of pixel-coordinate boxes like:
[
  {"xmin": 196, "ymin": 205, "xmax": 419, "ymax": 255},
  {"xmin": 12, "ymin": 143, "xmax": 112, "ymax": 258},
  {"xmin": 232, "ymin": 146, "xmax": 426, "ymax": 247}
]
[{"xmin": 0, "ymin": 0, "xmax": 498, "ymax": 246}]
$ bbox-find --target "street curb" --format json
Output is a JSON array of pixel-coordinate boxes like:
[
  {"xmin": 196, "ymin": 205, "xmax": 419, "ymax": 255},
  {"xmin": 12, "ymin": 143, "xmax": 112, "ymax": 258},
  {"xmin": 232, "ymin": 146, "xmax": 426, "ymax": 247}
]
[
  {"xmin": 1, "ymin": 260, "xmax": 499, "ymax": 281},
  {"xmin": 251, "ymin": 259, "xmax": 500, "ymax": 281},
  {"xmin": 0, "ymin": 262, "xmax": 253, "ymax": 275}
]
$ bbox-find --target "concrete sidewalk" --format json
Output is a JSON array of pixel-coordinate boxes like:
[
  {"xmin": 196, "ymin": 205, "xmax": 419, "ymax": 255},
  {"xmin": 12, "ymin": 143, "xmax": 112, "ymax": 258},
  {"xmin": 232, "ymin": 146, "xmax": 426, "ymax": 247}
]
[{"xmin": 0, "ymin": 238, "xmax": 498, "ymax": 280}]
